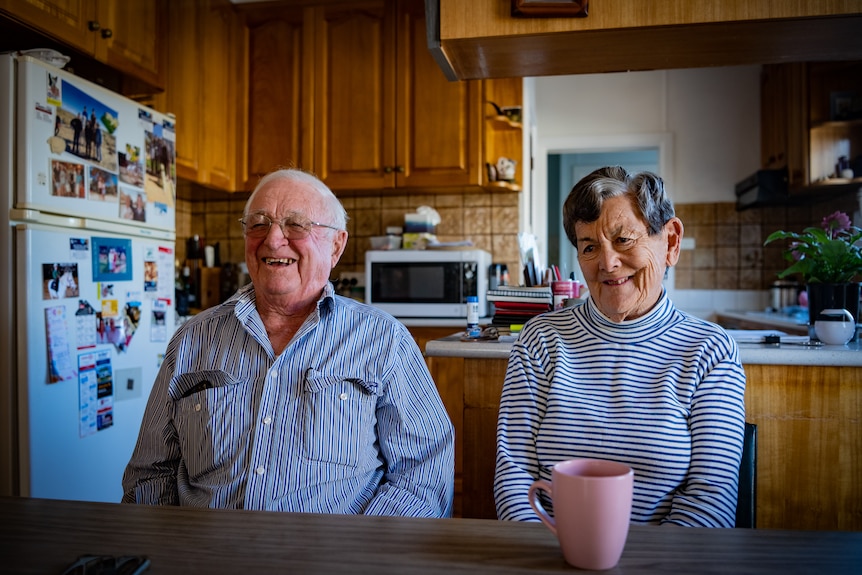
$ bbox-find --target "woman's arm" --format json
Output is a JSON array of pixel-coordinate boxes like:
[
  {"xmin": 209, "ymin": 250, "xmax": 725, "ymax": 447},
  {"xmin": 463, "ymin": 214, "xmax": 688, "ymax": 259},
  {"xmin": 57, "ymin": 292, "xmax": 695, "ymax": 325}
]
[
  {"xmin": 663, "ymin": 354, "xmax": 747, "ymax": 527},
  {"xmin": 494, "ymin": 340, "xmax": 549, "ymax": 521}
]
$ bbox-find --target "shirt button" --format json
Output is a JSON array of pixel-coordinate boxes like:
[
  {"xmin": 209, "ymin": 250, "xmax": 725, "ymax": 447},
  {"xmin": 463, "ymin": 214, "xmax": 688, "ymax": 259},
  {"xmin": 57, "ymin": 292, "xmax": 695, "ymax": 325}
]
[
  {"xmin": 194, "ymin": 403, "xmax": 201, "ymax": 411},
  {"xmin": 263, "ymin": 416, "xmax": 272, "ymax": 425},
  {"xmin": 255, "ymin": 466, "xmax": 265, "ymax": 475},
  {"xmin": 339, "ymin": 392, "xmax": 348, "ymax": 400}
]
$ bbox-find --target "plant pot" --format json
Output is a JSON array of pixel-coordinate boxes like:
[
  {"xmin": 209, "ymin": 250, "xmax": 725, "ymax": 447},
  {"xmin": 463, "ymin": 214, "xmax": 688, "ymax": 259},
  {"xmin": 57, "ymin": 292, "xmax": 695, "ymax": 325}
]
[{"xmin": 806, "ymin": 283, "xmax": 860, "ymax": 341}]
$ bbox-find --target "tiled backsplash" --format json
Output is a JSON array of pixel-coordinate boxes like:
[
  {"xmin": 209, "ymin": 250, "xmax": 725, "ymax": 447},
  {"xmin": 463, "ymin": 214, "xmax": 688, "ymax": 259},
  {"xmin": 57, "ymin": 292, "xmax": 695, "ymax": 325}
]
[
  {"xmin": 175, "ymin": 182, "xmax": 523, "ymax": 284},
  {"xmin": 177, "ymin": 179, "xmax": 860, "ymax": 294},
  {"xmin": 675, "ymin": 194, "xmax": 859, "ymax": 290}
]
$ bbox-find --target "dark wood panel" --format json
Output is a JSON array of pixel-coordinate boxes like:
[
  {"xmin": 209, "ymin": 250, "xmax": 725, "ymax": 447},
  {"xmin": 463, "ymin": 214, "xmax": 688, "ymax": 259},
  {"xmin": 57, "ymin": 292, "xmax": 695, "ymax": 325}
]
[
  {"xmin": 3, "ymin": 496, "xmax": 861, "ymax": 574},
  {"xmin": 437, "ymin": 17, "xmax": 862, "ymax": 80}
]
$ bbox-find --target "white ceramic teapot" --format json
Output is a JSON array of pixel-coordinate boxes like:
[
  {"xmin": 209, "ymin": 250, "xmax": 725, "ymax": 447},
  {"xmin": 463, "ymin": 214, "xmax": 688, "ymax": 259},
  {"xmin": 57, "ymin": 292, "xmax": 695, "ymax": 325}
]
[{"xmin": 495, "ymin": 157, "xmax": 517, "ymax": 182}]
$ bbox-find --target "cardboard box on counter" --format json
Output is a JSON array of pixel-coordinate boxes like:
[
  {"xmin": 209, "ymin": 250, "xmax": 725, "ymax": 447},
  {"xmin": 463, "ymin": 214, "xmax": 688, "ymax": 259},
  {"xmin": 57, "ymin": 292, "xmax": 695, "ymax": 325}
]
[{"xmin": 402, "ymin": 232, "xmax": 437, "ymax": 249}]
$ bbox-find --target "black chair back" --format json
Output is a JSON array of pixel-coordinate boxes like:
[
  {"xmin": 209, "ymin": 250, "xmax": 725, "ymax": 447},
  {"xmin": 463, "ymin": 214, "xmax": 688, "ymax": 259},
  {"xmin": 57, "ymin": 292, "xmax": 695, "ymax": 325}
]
[{"xmin": 735, "ymin": 422, "xmax": 757, "ymax": 528}]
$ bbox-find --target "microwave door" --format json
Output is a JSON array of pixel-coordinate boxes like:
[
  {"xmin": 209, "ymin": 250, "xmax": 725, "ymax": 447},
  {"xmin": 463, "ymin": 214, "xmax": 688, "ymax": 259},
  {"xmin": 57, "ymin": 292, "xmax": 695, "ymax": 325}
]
[
  {"xmin": 369, "ymin": 262, "xmax": 468, "ymax": 317},
  {"xmin": 371, "ymin": 262, "xmax": 461, "ymax": 303}
]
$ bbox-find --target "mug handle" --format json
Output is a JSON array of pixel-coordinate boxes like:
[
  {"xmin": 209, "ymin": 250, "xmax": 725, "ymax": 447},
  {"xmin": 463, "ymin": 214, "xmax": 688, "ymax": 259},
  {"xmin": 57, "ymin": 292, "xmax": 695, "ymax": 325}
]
[{"xmin": 528, "ymin": 480, "xmax": 557, "ymax": 536}]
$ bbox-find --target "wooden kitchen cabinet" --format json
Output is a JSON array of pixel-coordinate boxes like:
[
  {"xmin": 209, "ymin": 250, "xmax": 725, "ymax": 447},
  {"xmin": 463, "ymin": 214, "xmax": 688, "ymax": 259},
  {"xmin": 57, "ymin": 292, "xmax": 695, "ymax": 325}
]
[
  {"xmin": 0, "ymin": 0, "xmax": 164, "ymax": 92},
  {"xmin": 156, "ymin": 0, "xmax": 245, "ymax": 192},
  {"xmin": 761, "ymin": 61, "xmax": 862, "ymax": 193},
  {"xmin": 242, "ymin": 6, "xmax": 306, "ymax": 187},
  {"xmin": 310, "ymin": 0, "xmax": 482, "ymax": 191},
  {"xmin": 432, "ymin": 0, "xmax": 862, "ymax": 80},
  {"xmin": 761, "ymin": 63, "xmax": 808, "ymax": 189},
  {"xmin": 407, "ymin": 325, "xmax": 465, "ymax": 517}
]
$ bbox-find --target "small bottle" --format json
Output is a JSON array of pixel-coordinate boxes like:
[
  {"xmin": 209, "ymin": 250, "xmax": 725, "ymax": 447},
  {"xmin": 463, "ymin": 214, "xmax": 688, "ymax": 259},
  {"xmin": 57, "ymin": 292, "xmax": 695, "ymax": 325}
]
[
  {"xmin": 175, "ymin": 264, "xmax": 189, "ymax": 316},
  {"xmin": 183, "ymin": 265, "xmax": 197, "ymax": 309},
  {"xmin": 466, "ymin": 295, "xmax": 481, "ymax": 338}
]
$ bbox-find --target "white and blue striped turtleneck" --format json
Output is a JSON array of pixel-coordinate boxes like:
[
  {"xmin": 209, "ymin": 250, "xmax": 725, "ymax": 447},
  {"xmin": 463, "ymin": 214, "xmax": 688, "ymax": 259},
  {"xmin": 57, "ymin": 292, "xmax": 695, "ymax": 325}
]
[{"xmin": 495, "ymin": 291, "xmax": 746, "ymax": 527}]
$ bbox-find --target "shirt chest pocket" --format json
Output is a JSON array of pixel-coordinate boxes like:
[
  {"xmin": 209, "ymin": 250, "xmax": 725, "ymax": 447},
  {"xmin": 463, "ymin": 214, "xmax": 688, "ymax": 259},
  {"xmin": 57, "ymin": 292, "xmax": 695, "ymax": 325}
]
[
  {"xmin": 301, "ymin": 371, "xmax": 377, "ymax": 467},
  {"xmin": 172, "ymin": 370, "xmax": 252, "ymax": 462}
]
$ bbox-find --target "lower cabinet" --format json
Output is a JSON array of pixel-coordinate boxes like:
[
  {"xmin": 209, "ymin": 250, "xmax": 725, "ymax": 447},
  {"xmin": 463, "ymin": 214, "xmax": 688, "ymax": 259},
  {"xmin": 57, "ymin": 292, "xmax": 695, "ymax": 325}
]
[{"xmin": 406, "ymin": 326, "xmax": 465, "ymax": 518}]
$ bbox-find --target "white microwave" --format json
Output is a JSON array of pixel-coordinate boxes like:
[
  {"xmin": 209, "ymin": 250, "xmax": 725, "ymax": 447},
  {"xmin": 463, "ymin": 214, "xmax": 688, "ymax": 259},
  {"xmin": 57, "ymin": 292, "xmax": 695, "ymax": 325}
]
[{"xmin": 365, "ymin": 249, "xmax": 491, "ymax": 318}]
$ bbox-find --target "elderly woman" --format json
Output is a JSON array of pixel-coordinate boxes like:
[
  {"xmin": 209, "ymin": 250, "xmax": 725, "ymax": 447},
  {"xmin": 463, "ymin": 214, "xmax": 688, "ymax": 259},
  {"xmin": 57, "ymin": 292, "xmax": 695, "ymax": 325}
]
[{"xmin": 494, "ymin": 166, "xmax": 746, "ymax": 527}]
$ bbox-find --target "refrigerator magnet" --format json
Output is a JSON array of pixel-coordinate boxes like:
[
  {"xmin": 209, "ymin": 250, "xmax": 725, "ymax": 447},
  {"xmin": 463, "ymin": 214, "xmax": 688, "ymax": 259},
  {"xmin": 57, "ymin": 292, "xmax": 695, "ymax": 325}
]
[{"xmin": 91, "ymin": 237, "xmax": 132, "ymax": 282}]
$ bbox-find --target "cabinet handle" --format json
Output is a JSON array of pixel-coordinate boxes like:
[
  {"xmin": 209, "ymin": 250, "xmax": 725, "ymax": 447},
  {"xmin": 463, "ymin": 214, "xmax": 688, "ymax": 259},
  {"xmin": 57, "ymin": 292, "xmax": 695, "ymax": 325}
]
[
  {"xmin": 88, "ymin": 20, "xmax": 101, "ymax": 31},
  {"xmin": 395, "ymin": 166, "xmax": 405, "ymax": 173},
  {"xmin": 101, "ymin": 28, "xmax": 113, "ymax": 39},
  {"xmin": 384, "ymin": 166, "xmax": 393, "ymax": 174}
]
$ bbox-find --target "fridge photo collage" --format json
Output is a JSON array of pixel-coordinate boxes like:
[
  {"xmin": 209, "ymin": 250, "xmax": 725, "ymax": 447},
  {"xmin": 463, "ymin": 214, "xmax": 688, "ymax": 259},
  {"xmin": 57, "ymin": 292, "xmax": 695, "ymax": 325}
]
[{"xmin": 34, "ymin": 70, "xmax": 178, "ymax": 436}]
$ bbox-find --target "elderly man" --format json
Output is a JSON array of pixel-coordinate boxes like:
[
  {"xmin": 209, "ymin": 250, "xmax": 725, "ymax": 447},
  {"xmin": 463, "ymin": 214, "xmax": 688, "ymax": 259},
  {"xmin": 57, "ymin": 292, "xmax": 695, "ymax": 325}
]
[{"xmin": 123, "ymin": 168, "xmax": 454, "ymax": 517}]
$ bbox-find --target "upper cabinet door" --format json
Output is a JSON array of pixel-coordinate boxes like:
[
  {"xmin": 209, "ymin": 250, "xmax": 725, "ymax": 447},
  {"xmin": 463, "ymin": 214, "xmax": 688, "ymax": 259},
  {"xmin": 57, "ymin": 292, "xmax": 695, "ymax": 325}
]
[
  {"xmin": 311, "ymin": 1, "xmax": 396, "ymax": 190},
  {"xmin": 244, "ymin": 8, "xmax": 306, "ymax": 187},
  {"xmin": 310, "ymin": 0, "xmax": 481, "ymax": 191},
  {"xmin": 0, "ymin": 0, "xmax": 98, "ymax": 50},
  {"xmin": 158, "ymin": 0, "xmax": 201, "ymax": 183},
  {"xmin": 157, "ymin": 0, "xmax": 246, "ymax": 192},
  {"xmin": 0, "ymin": 0, "xmax": 164, "ymax": 92},
  {"xmin": 199, "ymin": 0, "xmax": 245, "ymax": 191},
  {"xmin": 395, "ymin": 0, "xmax": 481, "ymax": 189},
  {"xmin": 94, "ymin": 0, "xmax": 164, "ymax": 91}
]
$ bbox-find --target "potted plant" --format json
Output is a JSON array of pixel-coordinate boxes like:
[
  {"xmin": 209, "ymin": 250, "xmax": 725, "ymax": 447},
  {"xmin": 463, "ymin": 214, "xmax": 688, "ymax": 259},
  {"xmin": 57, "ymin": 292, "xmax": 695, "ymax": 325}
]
[{"xmin": 764, "ymin": 210, "xmax": 862, "ymax": 338}]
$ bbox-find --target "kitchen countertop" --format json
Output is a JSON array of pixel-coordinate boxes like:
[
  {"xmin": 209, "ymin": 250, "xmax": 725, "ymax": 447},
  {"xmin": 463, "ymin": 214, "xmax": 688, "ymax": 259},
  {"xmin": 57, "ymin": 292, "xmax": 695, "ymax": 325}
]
[
  {"xmin": 425, "ymin": 333, "xmax": 862, "ymax": 366},
  {"xmin": 716, "ymin": 309, "xmax": 809, "ymax": 334},
  {"xmin": 397, "ymin": 317, "xmax": 492, "ymax": 328}
]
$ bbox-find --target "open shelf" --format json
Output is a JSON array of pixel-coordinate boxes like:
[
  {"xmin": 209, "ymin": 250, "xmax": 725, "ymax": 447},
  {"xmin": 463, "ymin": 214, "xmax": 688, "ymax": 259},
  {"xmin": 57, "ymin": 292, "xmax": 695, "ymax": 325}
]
[
  {"xmin": 483, "ymin": 181, "xmax": 521, "ymax": 192},
  {"xmin": 486, "ymin": 115, "xmax": 522, "ymax": 130}
]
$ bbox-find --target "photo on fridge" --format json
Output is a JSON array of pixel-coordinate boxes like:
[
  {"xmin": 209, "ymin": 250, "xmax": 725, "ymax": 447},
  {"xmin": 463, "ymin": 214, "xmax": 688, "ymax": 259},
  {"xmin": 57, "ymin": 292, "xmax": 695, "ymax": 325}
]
[
  {"xmin": 41, "ymin": 262, "xmax": 79, "ymax": 300},
  {"xmin": 88, "ymin": 166, "xmax": 118, "ymax": 203}
]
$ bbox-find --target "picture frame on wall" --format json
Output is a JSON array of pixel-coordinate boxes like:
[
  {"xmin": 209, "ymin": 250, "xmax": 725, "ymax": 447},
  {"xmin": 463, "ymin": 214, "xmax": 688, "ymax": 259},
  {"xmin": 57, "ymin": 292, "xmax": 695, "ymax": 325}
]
[{"xmin": 829, "ymin": 91, "xmax": 862, "ymax": 122}]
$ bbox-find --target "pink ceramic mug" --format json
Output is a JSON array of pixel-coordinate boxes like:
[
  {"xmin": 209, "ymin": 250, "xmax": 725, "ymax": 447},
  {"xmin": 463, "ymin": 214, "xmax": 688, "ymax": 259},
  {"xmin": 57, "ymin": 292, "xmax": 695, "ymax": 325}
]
[{"xmin": 529, "ymin": 459, "xmax": 634, "ymax": 570}]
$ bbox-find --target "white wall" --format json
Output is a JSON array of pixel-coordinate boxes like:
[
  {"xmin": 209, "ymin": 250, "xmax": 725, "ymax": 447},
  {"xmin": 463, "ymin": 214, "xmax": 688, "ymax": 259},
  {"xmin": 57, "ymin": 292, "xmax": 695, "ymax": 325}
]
[{"xmin": 531, "ymin": 65, "xmax": 762, "ymax": 206}]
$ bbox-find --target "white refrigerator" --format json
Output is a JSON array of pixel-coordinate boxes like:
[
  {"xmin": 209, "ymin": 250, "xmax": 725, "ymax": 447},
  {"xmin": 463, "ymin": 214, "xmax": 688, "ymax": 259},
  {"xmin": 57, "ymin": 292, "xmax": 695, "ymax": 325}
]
[{"xmin": 0, "ymin": 52, "xmax": 178, "ymax": 502}]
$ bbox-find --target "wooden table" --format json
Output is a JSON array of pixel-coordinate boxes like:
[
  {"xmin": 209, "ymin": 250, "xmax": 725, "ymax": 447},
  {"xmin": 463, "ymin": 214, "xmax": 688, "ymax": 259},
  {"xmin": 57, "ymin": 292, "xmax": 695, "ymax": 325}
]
[{"xmin": 1, "ymin": 497, "xmax": 860, "ymax": 574}]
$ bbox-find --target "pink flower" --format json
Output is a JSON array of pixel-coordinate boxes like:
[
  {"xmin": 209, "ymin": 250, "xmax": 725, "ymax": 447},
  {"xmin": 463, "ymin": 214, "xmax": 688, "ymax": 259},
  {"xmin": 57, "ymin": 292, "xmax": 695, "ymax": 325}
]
[{"xmin": 822, "ymin": 211, "xmax": 852, "ymax": 239}]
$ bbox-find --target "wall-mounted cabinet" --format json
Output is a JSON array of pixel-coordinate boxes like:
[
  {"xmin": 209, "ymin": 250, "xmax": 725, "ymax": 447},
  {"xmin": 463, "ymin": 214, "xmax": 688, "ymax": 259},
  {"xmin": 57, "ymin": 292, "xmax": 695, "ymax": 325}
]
[
  {"xmin": 243, "ymin": 7, "xmax": 305, "ymax": 188},
  {"xmin": 310, "ymin": 0, "xmax": 482, "ymax": 191},
  {"xmin": 807, "ymin": 61, "xmax": 862, "ymax": 187},
  {"xmin": 0, "ymin": 0, "xmax": 165, "ymax": 92},
  {"xmin": 156, "ymin": 0, "xmax": 245, "ymax": 192},
  {"xmin": 760, "ymin": 61, "xmax": 862, "ymax": 202},
  {"xmin": 431, "ymin": 0, "xmax": 862, "ymax": 80},
  {"xmin": 239, "ymin": 0, "xmax": 483, "ymax": 194}
]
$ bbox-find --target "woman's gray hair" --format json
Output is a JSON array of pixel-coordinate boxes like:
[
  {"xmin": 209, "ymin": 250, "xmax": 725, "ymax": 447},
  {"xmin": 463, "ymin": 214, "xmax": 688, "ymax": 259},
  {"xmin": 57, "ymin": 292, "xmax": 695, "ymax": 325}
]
[
  {"xmin": 244, "ymin": 168, "xmax": 349, "ymax": 230},
  {"xmin": 562, "ymin": 166, "xmax": 675, "ymax": 247}
]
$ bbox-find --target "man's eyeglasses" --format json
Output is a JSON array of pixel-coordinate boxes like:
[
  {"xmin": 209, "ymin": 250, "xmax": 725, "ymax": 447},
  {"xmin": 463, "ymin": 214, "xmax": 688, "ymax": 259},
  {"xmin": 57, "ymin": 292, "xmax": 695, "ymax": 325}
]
[{"xmin": 239, "ymin": 213, "xmax": 340, "ymax": 240}]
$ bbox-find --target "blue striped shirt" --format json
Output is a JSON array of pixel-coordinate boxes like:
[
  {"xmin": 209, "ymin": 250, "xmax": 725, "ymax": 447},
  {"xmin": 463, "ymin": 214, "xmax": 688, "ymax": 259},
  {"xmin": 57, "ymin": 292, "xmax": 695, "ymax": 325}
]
[
  {"xmin": 495, "ymin": 292, "xmax": 746, "ymax": 527},
  {"xmin": 122, "ymin": 282, "xmax": 454, "ymax": 517}
]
